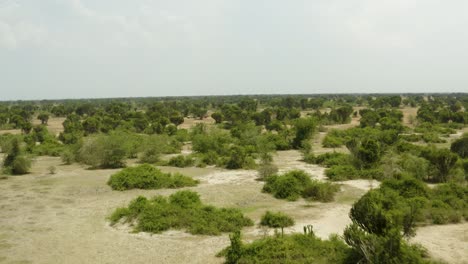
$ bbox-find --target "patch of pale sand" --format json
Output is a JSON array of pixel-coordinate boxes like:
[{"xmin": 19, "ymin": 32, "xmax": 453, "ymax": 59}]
[
  {"xmin": 243, "ymin": 200, "xmax": 353, "ymax": 240},
  {"xmin": 32, "ymin": 117, "xmax": 66, "ymax": 136},
  {"xmin": 449, "ymin": 127, "xmax": 468, "ymax": 140},
  {"xmin": 178, "ymin": 116, "xmax": 215, "ymax": 130},
  {"xmin": 0, "ymin": 129, "xmax": 21, "ymax": 135},
  {"xmin": 412, "ymin": 223, "xmax": 468, "ymax": 264},
  {"xmin": 181, "ymin": 143, "xmax": 193, "ymax": 155},
  {"xmin": 401, "ymin": 107, "xmax": 419, "ymax": 127},
  {"xmin": 337, "ymin": 179, "xmax": 380, "ymax": 191},
  {"xmin": 288, "ymin": 204, "xmax": 352, "ymax": 239},
  {"xmin": 200, "ymin": 169, "xmax": 258, "ymax": 185},
  {"xmin": 273, "ymin": 150, "xmax": 327, "ymax": 181},
  {"xmin": 313, "ymin": 132, "xmax": 349, "ymax": 154}
]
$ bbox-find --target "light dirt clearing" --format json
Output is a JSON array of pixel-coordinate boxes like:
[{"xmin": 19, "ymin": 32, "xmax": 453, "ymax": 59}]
[{"xmin": 412, "ymin": 223, "xmax": 468, "ymax": 264}]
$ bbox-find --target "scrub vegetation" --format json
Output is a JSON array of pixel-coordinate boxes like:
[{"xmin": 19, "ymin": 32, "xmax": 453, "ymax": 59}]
[
  {"xmin": 0, "ymin": 93, "xmax": 467, "ymax": 263},
  {"xmin": 107, "ymin": 164, "xmax": 198, "ymax": 191},
  {"xmin": 262, "ymin": 170, "xmax": 340, "ymax": 202},
  {"xmin": 109, "ymin": 190, "xmax": 253, "ymax": 235}
]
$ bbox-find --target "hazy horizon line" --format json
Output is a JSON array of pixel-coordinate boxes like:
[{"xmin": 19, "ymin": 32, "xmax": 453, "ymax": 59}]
[{"xmin": 1, "ymin": 92, "xmax": 467, "ymax": 103}]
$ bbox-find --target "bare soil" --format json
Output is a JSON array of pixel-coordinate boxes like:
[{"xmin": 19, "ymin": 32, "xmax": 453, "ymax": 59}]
[
  {"xmin": 412, "ymin": 223, "xmax": 468, "ymax": 264},
  {"xmin": 33, "ymin": 117, "xmax": 66, "ymax": 136},
  {"xmin": 401, "ymin": 107, "xmax": 419, "ymax": 127}
]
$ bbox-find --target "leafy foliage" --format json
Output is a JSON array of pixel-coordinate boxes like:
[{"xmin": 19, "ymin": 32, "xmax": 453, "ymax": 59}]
[
  {"xmin": 167, "ymin": 155, "xmax": 195, "ymax": 167},
  {"xmin": 263, "ymin": 170, "xmax": 340, "ymax": 202},
  {"xmin": 107, "ymin": 164, "xmax": 198, "ymax": 191},
  {"xmin": 451, "ymin": 135, "xmax": 468, "ymax": 158},
  {"xmin": 109, "ymin": 190, "xmax": 253, "ymax": 235},
  {"xmin": 259, "ymin": 211, "xmax": 295, "ymax": 235},
  {"xmin": 220, "ymin": 229, "xmax": 356, "ymax": 264},
  {"xmin": 1, "ymin": 137, "xmax": 31, "ymax": 175}
]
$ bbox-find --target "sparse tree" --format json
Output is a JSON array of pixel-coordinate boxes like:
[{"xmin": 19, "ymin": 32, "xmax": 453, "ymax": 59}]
[
  {"xmin": 37, "ymin": 113, "xmax": 50, "ymax": 125},
  {"xmin": 260, "ymin": 211, "xmax": 295, "ymax": 236}
]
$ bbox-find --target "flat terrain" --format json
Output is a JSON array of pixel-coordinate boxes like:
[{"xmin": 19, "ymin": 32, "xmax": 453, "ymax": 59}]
[
  {"xmin": 1, "ymin": 109, "xmax": 467, "ymax": 263},
  {"xmin": 0, "ymin": 150, "xmax": 466, "ymax": 264}
]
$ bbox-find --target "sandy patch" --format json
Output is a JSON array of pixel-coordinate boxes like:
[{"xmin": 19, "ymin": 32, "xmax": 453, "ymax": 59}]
[
  {"xmin": 401, "ymin": 107, "xmax": 418, "ymax": 127},
  {"xmin": 337, "ymin": 179, "xmax": 380, "ymax": 191},
  {"xmin": 273, "ymin": 150, "xmax": 327, "ymax": 181},
  {"xmin": 201, "ymin": 170, "xmax": 258, "ymax": 185},
  {"xmin": 412, "ymin": 223, "xmax": 468, "ymax": 264},
  {"xmin": 0, "ymin": 129, "xmax": 21, "ymax": 135},
  {"xmin": 178, "ymin": 116, "xmax": 215, "ymax": 130},
  {"xmin": 32, "ymin": 117, "xmax": 66, "ymax": 136}
]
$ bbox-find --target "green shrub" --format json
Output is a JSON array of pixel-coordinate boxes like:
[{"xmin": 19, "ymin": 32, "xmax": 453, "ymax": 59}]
[
  {"xmin": 451, "ymin": 136, "xmax": 468, "ymax": 158},
  {"xmin": 322, "ymin": 134, "xmax": 345, "ymax": 148},
  {"xmin": 138, "ymin": 135, "xmax": 182, "ymax": 164},
  {"xmin": 400, "ymin": 134, "xmax": 423, "ymax": 142},
  {"xmin": 32, "ymin": 141, "xmax": 64, "ymax": 156},
  {"xmin": 322, "ymin": 129, "xmax": 346, "ymax": 148},
  {"xmin": 263, "ymin": 170, "xmax": 339, "ymax": 202},
  {"xmin": 399, "ymin": 153, "xmax": 430, "ymax": 181},
  {"xmin": 359, "ymin": 168, "xmax": 384, "ymax": 180},
  {"xmin": 220, "ymin": 230, "xmax": 354, "ymax": 264},
  {"xmin": 430, "ymin": 208, "xmax": 450, "ymax": 224},
  {"xmin": 138, "ymin": 147, "xmax": 161, "ymax": 164},
  {"xmin": 256, "ymin": 163, "xmax": 278, "ymax": 181},
  {"xmin": 306, "ymin": 152, "xmax": 352, "ymax": 167},
  {"xmin": 48, "ymin": 165, "xmax": 56, "ymax": 174},
  {"xmin": 109, "ymin": 190, "xmax": 253, "ymax": 235},
  {"xmin": 109, "ymin": 207, "xmax": 131, "ymax": 225},
  {"xmin": 303, "ymin": 180, "xmax": 340, "ymax": 202},
  {"xmin": 325, "ymin": 165, "xmax": 359, "ymax": 181},
  {"xmin": 422, "ymin": 132, "xmax": 445, "ymax": 143},
  {"xmin": 11, "ymin": 155, "xmax": 31, "ymax": 175},
  {"xmin": 260, "ymin": 211, "xmax": 295, "ymax": 235},
  {"xmin": 78, "ymin": 134, "xmax": 129, "ymax": 168},
  {"xmin": 263, "ymin": 170, "xmax": 312, "ymax": 201},
  {"xmin": 60, "ymin": 148, "xmax": 75, "ymax": 165},
  {"xmin": 107, "ymin": 164, "xmax": 198, "ymax": 191},
  {"xmin": 2, "ymin": 137, "xmax": 32, "ymax": 175},
  {"xmin": 352, "ymin": 177, "xmax": 467, "ymax": 231},
  {"xmin": 167, "ymin": 155, "xmax": 194, "ymax": 168}
]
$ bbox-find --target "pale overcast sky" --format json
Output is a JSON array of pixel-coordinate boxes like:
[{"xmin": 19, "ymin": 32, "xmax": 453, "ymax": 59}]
[{"xmin": 1, "ymin": 0, "xmax": 467, "ymax": 100}]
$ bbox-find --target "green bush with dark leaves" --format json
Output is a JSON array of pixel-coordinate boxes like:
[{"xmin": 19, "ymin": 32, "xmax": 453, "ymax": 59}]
[
  {"xmin": 219, "ymin": 230, "xmax": 355, "ymax": 264},
  {"xmin": 167, "ymin": 155, "xmax": 195, "ymax": 167},
  {"xmin": 107, "ymin": 164, "xmax": 198, "ymax": 191},
  {"xmin": 109, "ymin": 190, "xmax": 253, "ymax": 235},
  {"xmin": 263, "ymin": 170, "xmax": 339, "ymax": 202}
]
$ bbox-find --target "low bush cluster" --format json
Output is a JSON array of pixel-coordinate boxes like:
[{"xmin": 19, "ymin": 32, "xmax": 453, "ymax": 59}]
[
  {"xmin": 1, "ymin": 136, "xmax": 31, "ymax": 175},
  {"xmin": 109, "ymin": 190, "xmax": 253, "ymax": 235},
  {"xmin": 220, "ymin": 230, "xmax": 355, "ymax": 264},
  {"xmin": 167, "ymin": 155, "xmax": 195, "ymax": 168},
  {"xmin": 107, "ymin": 164, "xmax": 198, "ymax": 191},
  {"xmin": 352, "ymin": 177, "xmax": 468, "ymax": 232},
  {"xmin": 305, "ymin": 152, "xmax": 351, "ymax": 167},
  {"xmin": 263, "ymin": 170, "xmax": 340, "ymax": 202}
]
